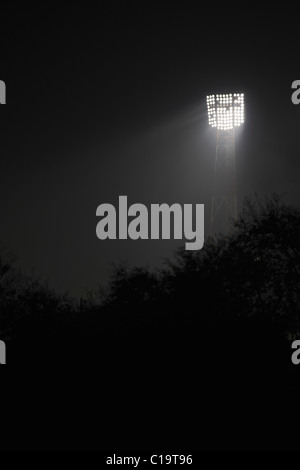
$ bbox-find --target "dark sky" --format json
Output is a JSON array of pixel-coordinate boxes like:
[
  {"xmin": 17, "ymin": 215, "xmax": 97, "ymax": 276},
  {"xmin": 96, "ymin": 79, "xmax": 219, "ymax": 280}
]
[{"xmin": 0, "ymin": 4, "xmax": 299, "ymax": 296}]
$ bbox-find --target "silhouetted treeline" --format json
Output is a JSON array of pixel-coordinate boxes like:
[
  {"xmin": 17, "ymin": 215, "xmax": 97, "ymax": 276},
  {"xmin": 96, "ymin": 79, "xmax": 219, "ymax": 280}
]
[
  {"xmin": 1, "ymin": 195, "xmax": 299, "ymax": 391},
  {"xmin": 1, "ymin": 194, "xmax": 300, "ymax": 450}
]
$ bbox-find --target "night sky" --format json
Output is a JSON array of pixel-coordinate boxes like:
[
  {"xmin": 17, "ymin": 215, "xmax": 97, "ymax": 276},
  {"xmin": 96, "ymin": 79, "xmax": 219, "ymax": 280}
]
[{"xmin": 0, "ymin": 5, "xmax": 299, "ymax": 296}]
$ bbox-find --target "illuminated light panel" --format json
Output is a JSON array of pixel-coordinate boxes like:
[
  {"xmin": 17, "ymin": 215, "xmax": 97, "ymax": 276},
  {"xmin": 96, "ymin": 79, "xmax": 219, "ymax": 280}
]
[{"xmin": 206, "ymin": 93, "xmax": 244, "ymax": 130}]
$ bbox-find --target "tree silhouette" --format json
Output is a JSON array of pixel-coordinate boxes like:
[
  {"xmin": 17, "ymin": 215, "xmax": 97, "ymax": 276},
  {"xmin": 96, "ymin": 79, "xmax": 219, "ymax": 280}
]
[{"xmin": 0, "ymin": 194, "xmax": 299, "ymax": 392}]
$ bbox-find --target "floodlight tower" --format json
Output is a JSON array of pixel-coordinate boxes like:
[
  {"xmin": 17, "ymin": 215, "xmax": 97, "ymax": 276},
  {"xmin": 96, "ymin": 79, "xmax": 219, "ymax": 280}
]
[{"xmin": 206, "ymin": 93, "xmax": 244, "ymax": 234}]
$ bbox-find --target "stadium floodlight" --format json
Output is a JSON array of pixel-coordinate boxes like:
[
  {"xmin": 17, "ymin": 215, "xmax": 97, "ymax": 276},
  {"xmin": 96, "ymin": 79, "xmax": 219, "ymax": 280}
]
[
  {"xmin": 206, "ymin": 93, "xmax": 244, "ymax": 130},
  {"xmin": 207, "ymin": 92, "xmax": 245, "ymax": 235}
]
